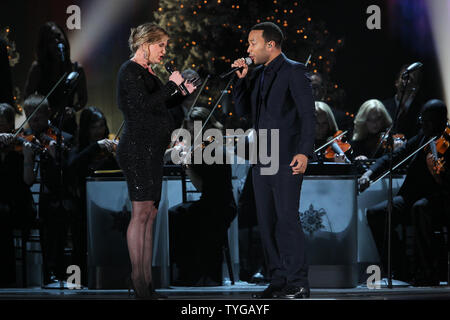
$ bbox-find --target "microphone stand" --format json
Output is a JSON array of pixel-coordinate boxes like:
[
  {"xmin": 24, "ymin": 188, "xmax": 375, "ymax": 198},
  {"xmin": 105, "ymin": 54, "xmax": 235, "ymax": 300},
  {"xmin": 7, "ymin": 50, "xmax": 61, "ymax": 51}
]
[
  {"xmin": 385, "ymin": 72, "xmax": 411, "ymax": 288},
  {"xmin": 54, "ymin": 75, "xmax": 79, "ymax": 289}
]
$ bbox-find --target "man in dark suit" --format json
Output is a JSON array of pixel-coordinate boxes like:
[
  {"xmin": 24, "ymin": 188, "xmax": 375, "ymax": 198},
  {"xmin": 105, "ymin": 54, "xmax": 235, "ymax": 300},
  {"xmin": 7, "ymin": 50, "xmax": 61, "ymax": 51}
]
[{"xmin": 231, "ymin": 22, "xmax": 315, "ymax": 299}]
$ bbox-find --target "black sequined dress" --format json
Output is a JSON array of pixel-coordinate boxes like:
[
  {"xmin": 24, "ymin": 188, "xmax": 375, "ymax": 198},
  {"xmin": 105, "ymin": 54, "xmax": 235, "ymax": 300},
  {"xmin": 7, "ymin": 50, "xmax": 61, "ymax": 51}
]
[{"xmin": 116, "ymin": 60, "xmax": 180, "ymax": 202}]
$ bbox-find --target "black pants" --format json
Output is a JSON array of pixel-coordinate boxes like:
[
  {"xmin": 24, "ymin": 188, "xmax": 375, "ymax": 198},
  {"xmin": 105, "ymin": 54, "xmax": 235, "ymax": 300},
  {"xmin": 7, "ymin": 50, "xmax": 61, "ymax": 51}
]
[
  {"xmin": 0, "ymin": 205, "xmax": 15, "ymax": 287},
  {"xmin": 252, "ymin": 165, "xmax": 308, "ymax": 288},
  {"xmin": 39, "ymin": 197, "xmax": 69, "ymax": 283},
  {"xmin": 366, "ymin": 196, "xmax": 410, "ymax": 280},
  {"xmin": 411, "ymin": 195, "xmax": 449, "ymax": 281},
  {"xmin": 170, "ymin": 201, "xmax": 236, "ymax": 286}
]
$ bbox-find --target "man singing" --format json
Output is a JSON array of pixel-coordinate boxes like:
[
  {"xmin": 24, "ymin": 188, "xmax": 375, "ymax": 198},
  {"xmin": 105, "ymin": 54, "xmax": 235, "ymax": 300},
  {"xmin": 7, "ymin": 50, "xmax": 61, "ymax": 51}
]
[{"xmin": 231, "ymin": 22, "xmax": 315, "ymax": 299}]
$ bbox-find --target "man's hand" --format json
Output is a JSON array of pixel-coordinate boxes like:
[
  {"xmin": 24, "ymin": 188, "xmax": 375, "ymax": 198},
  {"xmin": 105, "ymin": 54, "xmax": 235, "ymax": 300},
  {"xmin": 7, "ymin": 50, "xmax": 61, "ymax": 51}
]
[
  {"xmin": 426, "ymin": 152, "xmax": 443, "ymax": 184},
  {"xmin": 97, "ymin": 138, "xmax": 117, "ymax": 153},
  {"xmin": 358, "ymin": 169, "xmax": 373, "ymax": 193},
  {"xmin": 231, "ymin": 58, "xmax": 249, "ymax": 79},
  {"xmin": 290, "ymin": 154, "xmax": 308, "ymax": 175}
]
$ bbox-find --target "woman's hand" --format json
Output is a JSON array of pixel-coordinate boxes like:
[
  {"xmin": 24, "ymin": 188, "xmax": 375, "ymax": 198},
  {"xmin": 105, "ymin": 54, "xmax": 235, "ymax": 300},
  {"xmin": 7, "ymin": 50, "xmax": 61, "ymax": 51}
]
[
  {"xmin": 97, "ymin": 139, "xmax": 118, "ymax": 153},
  {"xmin": 0, "ymin": 133, "xmax": 14, "ymax": 147},
  {"xmin": 169, "ymin": 71, "xmax": 184, "ymax": 86}
]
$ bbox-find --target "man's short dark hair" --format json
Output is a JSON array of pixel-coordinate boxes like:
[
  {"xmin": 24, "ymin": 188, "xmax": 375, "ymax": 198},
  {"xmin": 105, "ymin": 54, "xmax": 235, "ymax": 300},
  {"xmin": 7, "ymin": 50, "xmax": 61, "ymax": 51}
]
[
  {"xmin": 23, "ymin": 94, "xmax": 49, "ymax": 115},
  {"xmin": 0, "ymin": 103, "xmax": 15, "ymax": 125},
  {"xmin": 250, "ymin": 22, "xmax": 285, "ymax": 48}
]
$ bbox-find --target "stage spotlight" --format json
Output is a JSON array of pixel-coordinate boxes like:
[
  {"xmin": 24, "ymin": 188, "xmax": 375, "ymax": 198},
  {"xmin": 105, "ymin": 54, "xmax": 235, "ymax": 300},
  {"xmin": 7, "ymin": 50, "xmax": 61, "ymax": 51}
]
[
  {"xmin": 68, "ymin": 0, "xmax": 138, "ymax": 63},
  {"xmin": 428, "ymin": 0, "xmax": 450, "ymax": 118}
]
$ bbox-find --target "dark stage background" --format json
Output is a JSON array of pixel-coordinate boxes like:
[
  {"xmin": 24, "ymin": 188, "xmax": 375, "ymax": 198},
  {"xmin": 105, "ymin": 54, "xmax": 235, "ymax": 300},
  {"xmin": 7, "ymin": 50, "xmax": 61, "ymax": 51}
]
[{"xmin": 0, "ymin": 0, "xmax": 445, "ymax": 133}]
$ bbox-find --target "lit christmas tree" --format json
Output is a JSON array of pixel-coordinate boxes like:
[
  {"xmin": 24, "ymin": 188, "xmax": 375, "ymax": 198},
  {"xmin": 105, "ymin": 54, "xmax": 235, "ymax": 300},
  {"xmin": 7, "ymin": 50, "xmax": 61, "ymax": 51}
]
[
  {"xmin": 154, "ymin": 0, "xmax": 345, "ymax": 119},
  {"xmin": 0, "ymin": 26, "xmax": 21, "ymax": 113}
]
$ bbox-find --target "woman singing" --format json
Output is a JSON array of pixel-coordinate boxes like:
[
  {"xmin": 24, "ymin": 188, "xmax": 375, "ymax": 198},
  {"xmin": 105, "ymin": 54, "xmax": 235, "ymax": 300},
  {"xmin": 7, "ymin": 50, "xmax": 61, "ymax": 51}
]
[{"xmin": 116, "ymin": 23, "xmax": 196, "ymax": 298}]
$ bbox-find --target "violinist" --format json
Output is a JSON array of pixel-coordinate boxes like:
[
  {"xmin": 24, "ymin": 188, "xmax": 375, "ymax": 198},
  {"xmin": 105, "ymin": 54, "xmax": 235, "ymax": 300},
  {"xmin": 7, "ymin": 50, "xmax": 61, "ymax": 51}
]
[
  {"xmin": 358, "ymin": 99, "xmax": 450, "ymax": 286},
  {"xmin": 24, "ymin": 22, "xmax": 87, "ymax": 136},
  {"xmin": 168, "ymin": 107, "xmax": 237, "ymax": 286},
  {"xmin": 22, "ymin": 94, "xmax": 74, "ymax": 287},
  {"xmin": 66, "ymin": 107, "xmax": 119, "ymax": 286},
  {"xmin": 351, "ymin": 99, "xmax": 395, "ymax": 160},
  {"xmin": 382, "ymin": 64, "xmax": 422, "ymax": 139},
  {"xmin": 314, "ymin": 101, "xmax": 349, "ymax": 163},
  {"xmin": 0, "ymin": 103, "xmax": 35, "ymax": 287}
]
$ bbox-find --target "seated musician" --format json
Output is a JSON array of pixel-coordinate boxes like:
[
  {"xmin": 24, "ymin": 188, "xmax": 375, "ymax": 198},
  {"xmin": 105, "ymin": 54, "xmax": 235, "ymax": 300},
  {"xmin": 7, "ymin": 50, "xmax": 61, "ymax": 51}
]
[
  {"xmin": 0, "ymin": 103, "xmax": 36, "ymax": 287},
  {"xmin": 66, "ymin": 106, "xmax": 119, "ymax": 286},
  {"xmin": 168, "ymin": 107, "xmax": 237, "ymax": 286},
  {"xmin": 358, "ymin": 99, "xmax": 450, "ymax": 286},
  {"xmin": 22, "ymin": 94, "xmax": 74, "ymax": 286},
  {"xmin": 382, "ymin": 64, "xmax": 422, "ymax": 139},
  {"xmin": 351, "ymin": 99, "xmax": 398, "ymax": 160},
  {"xmin": 314, "ymin": 101, "xmax": 349, "ymax": 163}
]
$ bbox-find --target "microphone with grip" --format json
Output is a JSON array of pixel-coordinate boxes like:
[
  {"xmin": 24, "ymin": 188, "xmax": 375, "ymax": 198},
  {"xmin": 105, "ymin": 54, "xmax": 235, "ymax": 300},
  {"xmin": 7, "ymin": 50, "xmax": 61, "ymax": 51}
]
[
  {"xmin": 57, "ymin": 43, "xmax": 65, "ymax": 63},
  {"xmin": 66, "ymin": 71, "xmax": 79, "ymax": 87},
  {"xmin": 401, "ymin": 62, "xmax": 423, "ymax": 79},
  {"xmin": 164, "ymin": 62, "xmax": 189, "ymax": 95},
  {"xmin": 219, "ymin": 57, "xmax": 253, "ymax": 79}
]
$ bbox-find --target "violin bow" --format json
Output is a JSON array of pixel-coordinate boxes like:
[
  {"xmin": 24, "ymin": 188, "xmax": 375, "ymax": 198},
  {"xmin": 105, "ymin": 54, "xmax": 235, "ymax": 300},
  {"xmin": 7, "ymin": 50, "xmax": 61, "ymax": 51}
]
[
  {"xmin": 369, "ymin": 136, "xmax": 437, "ymax": 187},
  {"xmin": 13, "ymin": 72, "xmax": 68, "ymax": 139},
  {"xmin": 314, "ymin": 130, "xmax": 348, "ymax": 153},
  {"xmin": 113, "ymin": 121, "xmax": 125, "ymax": 142},
  {"xmin": 180, "ymin": 75, "xmax": 234, "ymax": 164}
]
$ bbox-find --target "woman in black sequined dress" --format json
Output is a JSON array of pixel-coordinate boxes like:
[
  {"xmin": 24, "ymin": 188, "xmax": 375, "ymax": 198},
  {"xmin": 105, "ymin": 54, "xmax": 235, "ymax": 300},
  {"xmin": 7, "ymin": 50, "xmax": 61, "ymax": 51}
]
[{"xmin": 116, "ymin": 23, "xmax": 196, "ymax": 298}]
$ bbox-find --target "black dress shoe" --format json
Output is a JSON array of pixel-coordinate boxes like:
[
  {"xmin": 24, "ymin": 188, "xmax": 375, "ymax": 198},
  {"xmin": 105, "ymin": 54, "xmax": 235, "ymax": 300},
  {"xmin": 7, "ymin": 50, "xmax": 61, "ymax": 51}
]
[
  {"xmin": 252, "ymin": 284, "xmax": 284, "ymax": 299},
  {"xmin": 278, "ymin": 285, "xmax": 310, "ymax": 299}
]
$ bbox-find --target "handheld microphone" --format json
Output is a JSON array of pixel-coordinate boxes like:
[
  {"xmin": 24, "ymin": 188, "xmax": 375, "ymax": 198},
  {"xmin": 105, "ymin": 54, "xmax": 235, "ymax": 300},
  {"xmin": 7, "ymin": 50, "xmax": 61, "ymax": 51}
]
[
  {"xmin": 401, "ymin": 62, "xmax": 423, "ymax": 79},
  {"xmin": 164, "ymin": 62, "xmax": 189, "ymax": 95},
  {"xmin": 57, "ymin": 43, "xmax": 65, "ymax": 63},
  {"xmin": 219, "ymin": 57, "xmax": 253, "ymax": 79}
]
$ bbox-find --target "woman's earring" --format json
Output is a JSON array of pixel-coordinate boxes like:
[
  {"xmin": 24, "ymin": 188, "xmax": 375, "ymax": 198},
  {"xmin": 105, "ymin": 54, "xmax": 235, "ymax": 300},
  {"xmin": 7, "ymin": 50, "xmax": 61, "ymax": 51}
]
[{"xmin": 143, "ymin": 50, "xmax": 149, "ymax": 60}]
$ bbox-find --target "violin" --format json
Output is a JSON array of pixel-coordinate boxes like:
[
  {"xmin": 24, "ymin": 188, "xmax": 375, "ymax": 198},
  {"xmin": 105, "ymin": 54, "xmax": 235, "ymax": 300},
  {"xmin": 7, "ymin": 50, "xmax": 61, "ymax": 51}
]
[
  {"xmin": 425, "ymin": 123, "xmax": 450, "ymax": 175},
  {"xmin": 14, "ymin": 132, "xmax": 45, "ymax": 154},
  {"xmin": 39, "ymin": 127, "xmax": 70, "ymax": 152},
  {"xmin": 0, "ymin": 130, "xmax": 45, "ymax": 154},
  {"xmin": 380, "ymin": 132, "xmax": 406, "ymax": 151},
  {"xmin": 324, "ymin": 130, "xmax": 352, "ymax": 163}
]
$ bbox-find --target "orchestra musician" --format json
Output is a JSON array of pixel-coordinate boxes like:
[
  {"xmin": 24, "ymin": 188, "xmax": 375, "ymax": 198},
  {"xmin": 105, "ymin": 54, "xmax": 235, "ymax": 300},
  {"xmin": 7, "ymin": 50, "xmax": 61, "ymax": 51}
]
[
  {"xmin": 21, "ymin": 94, "xmax": 74, "ymax": 287},
  {"xmin": 358, "ymin": 99, "xmax": 450, "ymax": 286},
  {"xmin": 24, "ymin": 22, "xmax": 87, "ymax": 136},
  {"xmin": 66, "ymin": 106, "xmax": 119, "ymax": 286},
  {"xmin": 0, "ymin": 103, "xmax": 36, "ymax": 287},
  {"xmin": 314, "ymin": 101, "xmax": 349, "ymax": 163},
  {"xmin": 168, "ymin": 107, "xmax": 237, "ymax": 286},
  {"xmin": 382, "ymin": 64, "xmax": 423, "ymax": 139},
  {"xmin": 351, "ymin": 99, "xmax": 400, "ymax": 160}
]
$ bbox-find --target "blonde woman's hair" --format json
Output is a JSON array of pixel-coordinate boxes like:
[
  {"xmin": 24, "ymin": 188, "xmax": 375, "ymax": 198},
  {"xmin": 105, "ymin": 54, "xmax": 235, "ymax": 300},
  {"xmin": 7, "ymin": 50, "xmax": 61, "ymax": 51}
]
[
  {"xmin": 352, "ymin": 99, "xmax": 392, "ymax": 141},
  {"xmin": 128, "ymin": 23, "xmax": 168, "ymax": 57},
  {"xmin": 315, "ymin": 101, "xmax": 339, "ymax": 136}
]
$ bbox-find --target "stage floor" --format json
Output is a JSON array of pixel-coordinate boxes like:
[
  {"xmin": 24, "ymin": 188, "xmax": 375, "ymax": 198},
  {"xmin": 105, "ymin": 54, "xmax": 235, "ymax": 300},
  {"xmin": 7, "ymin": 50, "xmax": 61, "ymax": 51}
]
[{"xmin": 1, "ymin": 281, "xmax": 450, "ymax": 300}]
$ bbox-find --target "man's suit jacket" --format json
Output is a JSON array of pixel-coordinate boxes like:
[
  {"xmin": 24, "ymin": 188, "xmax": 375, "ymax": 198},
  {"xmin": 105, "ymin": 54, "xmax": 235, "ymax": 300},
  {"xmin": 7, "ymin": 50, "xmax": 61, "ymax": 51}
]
[{"xmin": 232, "ymin": 53, "xmax": 315, "ymax": 165}]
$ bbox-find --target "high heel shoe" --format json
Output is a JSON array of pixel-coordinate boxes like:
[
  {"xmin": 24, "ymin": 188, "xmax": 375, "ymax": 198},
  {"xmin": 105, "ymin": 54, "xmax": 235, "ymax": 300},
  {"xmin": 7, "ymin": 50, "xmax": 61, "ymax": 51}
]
[
  {"xmin": 127, "ymin": 276, "xmax": 148, "ymax": 299},
  {"xmin": 147, "ymin": 282, "xmax": 168, "ymax": 300}
]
